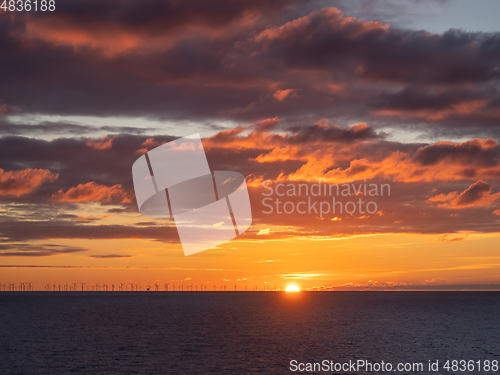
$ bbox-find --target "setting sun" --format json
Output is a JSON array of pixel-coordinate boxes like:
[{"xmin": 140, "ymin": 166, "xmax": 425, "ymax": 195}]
[{"xmin": 285, "ymin": 285, "xmax": 300, "ymax": 292}]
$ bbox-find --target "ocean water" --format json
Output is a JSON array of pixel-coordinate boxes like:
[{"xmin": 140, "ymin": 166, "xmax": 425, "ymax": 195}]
[{"xmin": 0, "ymin": 292, "xmax": 499, "ymax": 374}]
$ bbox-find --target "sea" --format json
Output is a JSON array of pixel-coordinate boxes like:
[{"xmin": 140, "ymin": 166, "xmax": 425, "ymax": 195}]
[{"xmin": 0, "ymin": 292, "xmax": 499, "ymax": 374}]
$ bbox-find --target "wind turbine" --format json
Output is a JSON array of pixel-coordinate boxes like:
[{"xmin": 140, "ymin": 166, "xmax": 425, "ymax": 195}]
[
  {"xmin": 71, "ymin": 283, "xmax": 77, "ymax": 292},
  {"xmin": 155, "ymin": 283, "xmax": 159, "ymax": 292},
  {"xmin": 164, "ymin": 283, "xmax": 169, "ymax": 291},
  {"xmin": 119, "ymin": 282, "xmax": 124, "ymax": 292}
]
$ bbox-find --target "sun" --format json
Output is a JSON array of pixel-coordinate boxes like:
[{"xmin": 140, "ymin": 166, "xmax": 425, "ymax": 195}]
[{"xmin": 285, "ymin": 285, "xmax": 300, "ymax": 292}]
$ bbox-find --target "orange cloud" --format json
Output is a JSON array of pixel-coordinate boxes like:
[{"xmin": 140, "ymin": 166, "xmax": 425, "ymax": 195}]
[
  {"xmin": 206, "ymin": 126, "xmax": 500, "ymax": 184},
  {"xmin": 51, "ymin": 182, "xmax": 132, "ymax": 203},
  {"xmin": 0, "ymin": 168, "xmax": 58, "ymax": 197},
  {"xmin": 86, "ymin": 135, "xmax": 118, "ymax": 151}
]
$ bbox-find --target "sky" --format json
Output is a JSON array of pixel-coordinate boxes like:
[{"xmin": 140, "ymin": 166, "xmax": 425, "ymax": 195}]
[{"xmin": 1, "ymin": 0, "xmax": 500, "ymax": 291}]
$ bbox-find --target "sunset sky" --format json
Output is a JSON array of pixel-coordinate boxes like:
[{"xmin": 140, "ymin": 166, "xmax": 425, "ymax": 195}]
[{"xmin": 1, "ymin": 0, "xmax": 500, "ymax": 291}]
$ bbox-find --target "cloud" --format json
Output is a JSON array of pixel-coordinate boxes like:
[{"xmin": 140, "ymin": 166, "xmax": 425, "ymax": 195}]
[
  {"xmin": 205, "ymin": 122, "xmax": 383, "ymax": 151},
  {"xmin": 86, "ymin": 135, "xmax": 119, "ymax": 150},
  {"xmin": 18, "ymin": 0, "xmax": 295, "ymax": 56},
  {"xmin": 0, "ymin": 101, "xmax": 20, "ymax": 114},
  {"xmin": 0, "ymin": 120, "xmax": 156, "ymax": 136},
  {"xmin": 436, "ymin": 234, "xmax": 468, "ymax": 242},
  {"xmin": 273, "ymin": 89, "xmax": 295, "ymax": 101},
  {"xmin": 413, "ymin": 138, "xmax": 499, "ymax": 167},
  {"xmin": 0, "ymin": 243, "xmax": 87, "ymax": 257},
  {"xmin": 0, "ymin": 4, "xmax": 498, "ymax": 139},
  {"xmin": 0, "ymin": 168, "xmax": 58, "ymax": 196},
  {"xmin": 427, "ymin": 180, "xmax": 500, "ymax": 208},
  {"xmin": 75, "ymin": 214, "xmax": 112, "ymax": 221},
  {"xmin": 0, "ymin": 218, "xmax": 180, "ymax": 243},
  {"xmin": 255, "ymin": 117, "xmax": 281, "ymax": 129},
  {"xmin": 0, "ymin": 130, "xmax": 499, "ymax": 243},
  {"xmin": 51, "ymin": 182, "xmax": 132, "ymax": 203},
  {"xmin": 88, "ymin": 254, "xmax": 133, "ymax": 259}
]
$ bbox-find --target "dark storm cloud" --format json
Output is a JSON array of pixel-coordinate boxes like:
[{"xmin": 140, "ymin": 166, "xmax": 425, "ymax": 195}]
[
  {"xmin": 0, "ymin": 2, "xmax": 498, "ymax": 137},
  {"xmin": 0, "ymin": 129, "xmax": 498, "ymax": 243}
]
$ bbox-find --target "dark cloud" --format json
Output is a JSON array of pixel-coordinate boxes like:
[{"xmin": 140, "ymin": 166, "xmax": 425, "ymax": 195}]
[{"xmin": 0, "ymin": 120, "xmax": 157, "ymax": 136}]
